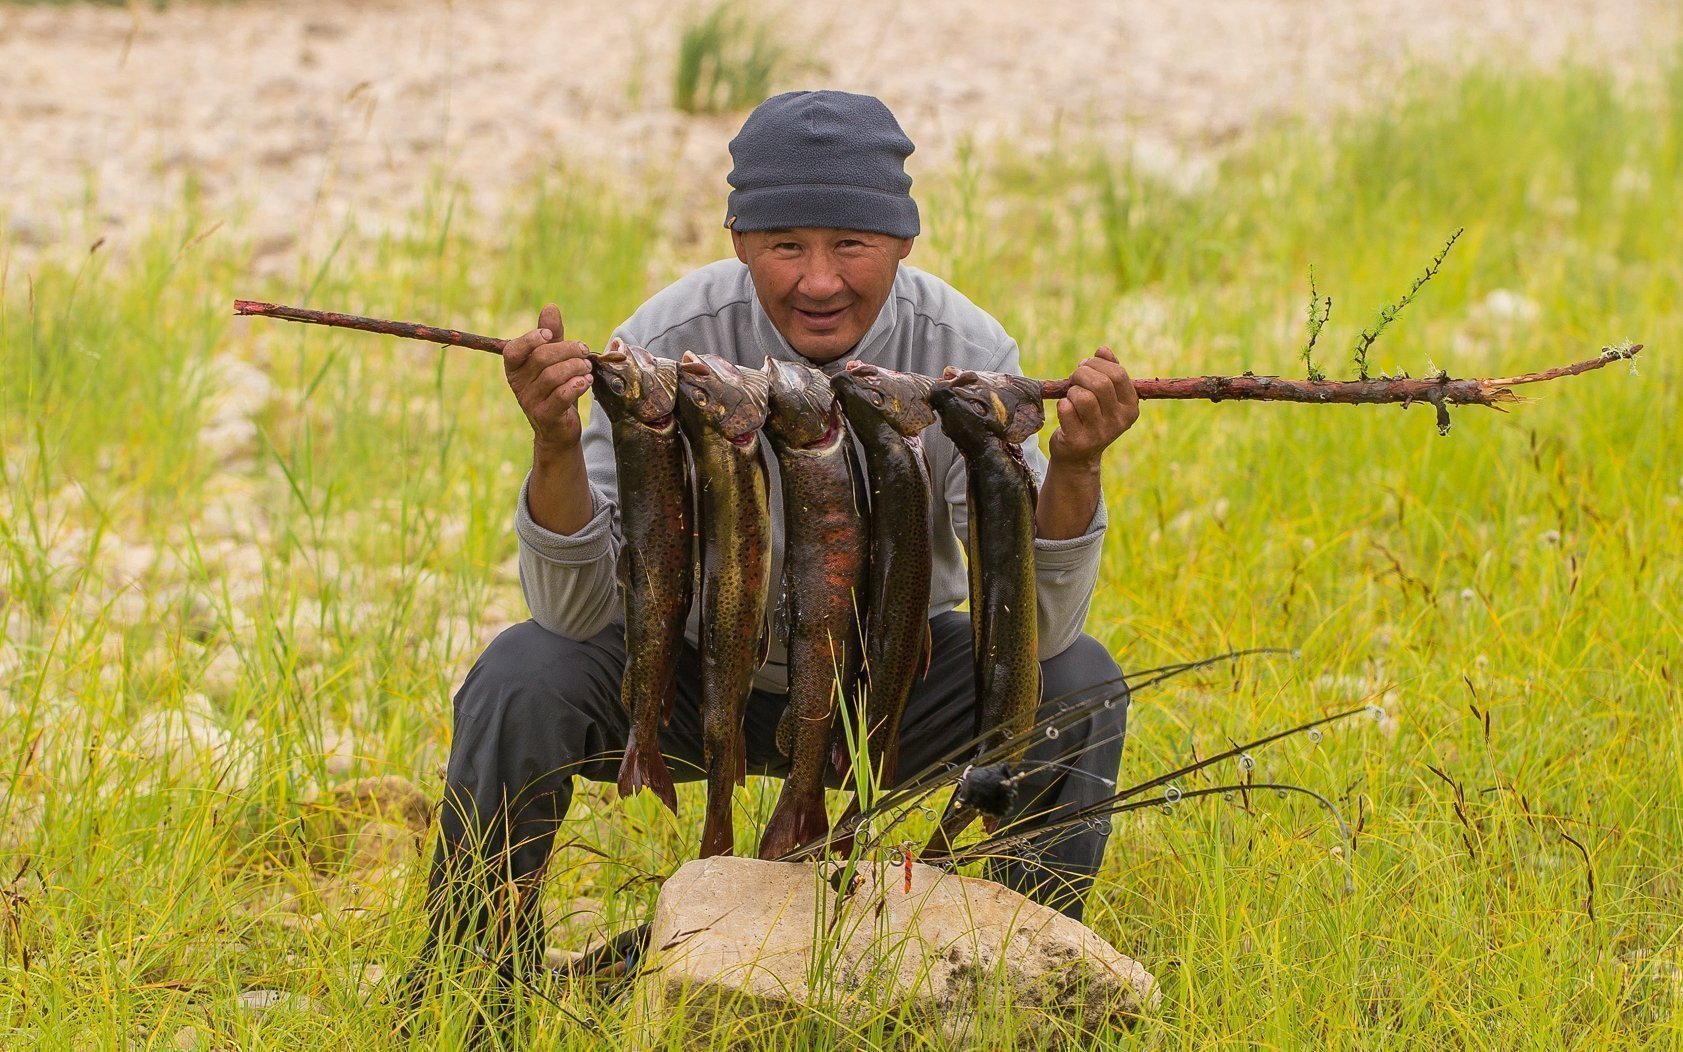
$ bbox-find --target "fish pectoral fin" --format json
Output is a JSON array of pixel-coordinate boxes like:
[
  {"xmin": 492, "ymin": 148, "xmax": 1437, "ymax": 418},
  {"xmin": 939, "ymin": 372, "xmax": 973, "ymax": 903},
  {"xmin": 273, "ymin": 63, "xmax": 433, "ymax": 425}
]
[
  {"xmin": 774, "ymin": 704, "xmax": 796, "ymax": 757},
  {"xmin": 755, "ymin": 617, "xmax": 772, "ymax": 671},
  {"xmin": 919, "ymin": 620, "xmax": 933, "ymax": 681}
]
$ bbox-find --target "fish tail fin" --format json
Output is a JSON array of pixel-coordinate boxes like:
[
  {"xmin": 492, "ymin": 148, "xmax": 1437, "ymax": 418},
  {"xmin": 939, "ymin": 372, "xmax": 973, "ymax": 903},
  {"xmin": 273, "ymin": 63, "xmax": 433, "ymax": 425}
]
[
  {"xmin": 758, "ymin": 793, "xmax": 831, "ymax": 861},
  {"xmin": 700, "ymin": 795, "xmax": 735, "ymax": 858},
  {"xmin": 618, "ymin": 739, "xmax": 679, "ymax": 815},
  {"xmin": 880, "ymin": 738, "xmax": 900, "ymax": 788},
  {"xmin": 831, "ymin": 738, "xmax": 853, "ymax": 780}
]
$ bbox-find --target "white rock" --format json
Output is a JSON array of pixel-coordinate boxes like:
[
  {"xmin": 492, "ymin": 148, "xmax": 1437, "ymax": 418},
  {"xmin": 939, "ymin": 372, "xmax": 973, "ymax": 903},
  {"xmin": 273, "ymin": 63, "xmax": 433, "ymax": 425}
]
[
  {"xmin": 199, "ymin": 646, "xmax": 244, "ymax": 697},
  {"xmin": 128, "ymin": 705, "xmax": 251, "ymax": 788},
  {"xmin": 634, "ymin": 856, "xmax": 1157, "ymax": 1048},
  {"xmin": 237, "ymin": 988, "xmax": 317, "ymax": 1013}
]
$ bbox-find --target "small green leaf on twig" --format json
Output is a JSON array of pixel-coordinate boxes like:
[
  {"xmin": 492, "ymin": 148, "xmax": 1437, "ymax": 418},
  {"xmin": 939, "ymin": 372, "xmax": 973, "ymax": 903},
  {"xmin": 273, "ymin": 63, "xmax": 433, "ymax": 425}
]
[
  {"xmin": 1302, "ymin": 266, "xmax": 1331, "ymax": 382},
  {"xmin": 1351, "ymin": 227, "xmax": 1463, "ymax": 380}
]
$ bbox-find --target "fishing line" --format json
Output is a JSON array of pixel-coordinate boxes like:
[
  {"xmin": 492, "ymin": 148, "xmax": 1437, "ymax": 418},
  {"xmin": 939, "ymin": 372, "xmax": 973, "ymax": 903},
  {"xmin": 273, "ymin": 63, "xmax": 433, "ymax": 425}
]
[{"xmin": 784, "ymin": 649, "xmax": 1312, "ymax": 861}]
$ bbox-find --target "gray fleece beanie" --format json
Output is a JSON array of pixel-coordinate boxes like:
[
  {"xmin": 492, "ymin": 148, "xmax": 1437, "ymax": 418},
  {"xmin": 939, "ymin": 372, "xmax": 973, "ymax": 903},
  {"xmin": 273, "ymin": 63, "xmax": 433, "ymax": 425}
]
[{"xmin": 725, "ymin": 90, "xmax": 919, "ymax": 238}]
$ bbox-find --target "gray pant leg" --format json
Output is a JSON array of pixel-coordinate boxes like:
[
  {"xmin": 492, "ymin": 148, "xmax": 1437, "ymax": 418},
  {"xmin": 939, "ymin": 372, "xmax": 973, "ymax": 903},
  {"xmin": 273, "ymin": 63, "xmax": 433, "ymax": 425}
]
[
  {"xmin": 419, "ymin": 620, "xmax": 710, "ymax": 970},
  {"xmin": 892, "ymin": 612, "xmax": 1129, "ymax": 921},
  {"xmin": 985, "ymin": 633, "xmax": 1129, "ymax": 920}
]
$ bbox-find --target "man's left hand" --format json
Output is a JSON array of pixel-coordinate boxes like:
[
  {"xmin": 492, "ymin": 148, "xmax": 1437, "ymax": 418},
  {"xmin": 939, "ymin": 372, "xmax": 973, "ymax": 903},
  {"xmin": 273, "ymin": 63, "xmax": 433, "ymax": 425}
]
[{"xmin": 1047, "ymin": 347, "xmax": 1139, "ymax": 467}]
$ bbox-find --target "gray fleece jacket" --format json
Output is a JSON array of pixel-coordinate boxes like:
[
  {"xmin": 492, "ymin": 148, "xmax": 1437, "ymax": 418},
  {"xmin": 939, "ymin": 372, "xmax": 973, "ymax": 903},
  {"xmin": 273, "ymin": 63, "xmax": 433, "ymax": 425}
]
[{"xmin": 514, "ymin": 259, "xmax": 1107, "ymax": 693}]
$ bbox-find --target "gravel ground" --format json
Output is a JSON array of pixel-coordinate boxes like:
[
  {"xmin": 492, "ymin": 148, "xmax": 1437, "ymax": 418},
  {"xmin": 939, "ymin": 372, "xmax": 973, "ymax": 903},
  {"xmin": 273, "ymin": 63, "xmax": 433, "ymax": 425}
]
[{"xmin": 1, "ymin": 0, "xmax": 1676, "ymax": 265}]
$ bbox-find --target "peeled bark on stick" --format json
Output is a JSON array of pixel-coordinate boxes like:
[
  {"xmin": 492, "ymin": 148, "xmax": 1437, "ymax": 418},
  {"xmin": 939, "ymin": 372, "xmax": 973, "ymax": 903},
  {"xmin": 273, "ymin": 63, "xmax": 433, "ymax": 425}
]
[{"xmin": 231, "ymin": 299, "xmax": 1642, "ymax": 431}]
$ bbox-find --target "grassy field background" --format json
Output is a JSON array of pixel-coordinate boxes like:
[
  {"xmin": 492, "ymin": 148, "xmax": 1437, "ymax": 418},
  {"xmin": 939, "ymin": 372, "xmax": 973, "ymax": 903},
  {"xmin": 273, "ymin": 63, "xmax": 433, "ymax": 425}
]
[{"xmin": 3, "ymin": 53, "xmax": 1681, "ymax": 1049}]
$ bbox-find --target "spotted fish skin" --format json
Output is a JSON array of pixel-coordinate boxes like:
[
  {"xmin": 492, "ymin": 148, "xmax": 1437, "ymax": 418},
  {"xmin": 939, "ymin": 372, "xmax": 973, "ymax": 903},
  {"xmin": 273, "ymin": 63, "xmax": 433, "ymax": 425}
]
[
  {"xmin": 676, "ymin": 353, "xmax": 772, "ymax": 859},
  {"xmin": 831, "ymin": 362, "xmax": 939, "ymax": 790},
  {"xmin": 592, "ymin": 340, "xmax": 691, "ymax": 814},
  {"xmin": 757, "ymin": 358, "xmax": 868, "ymax": 861},
  {"xmin": 928, "ymin": 370, "xmax": 1046, "ymax": 759}
]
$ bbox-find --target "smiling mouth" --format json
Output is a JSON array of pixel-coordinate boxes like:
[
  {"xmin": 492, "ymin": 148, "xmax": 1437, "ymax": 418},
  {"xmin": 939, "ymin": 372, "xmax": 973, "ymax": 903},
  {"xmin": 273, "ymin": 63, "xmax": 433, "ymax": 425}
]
[{"xmin": 795, "ymin": 305, "xmax": 847, "ymax": 325}]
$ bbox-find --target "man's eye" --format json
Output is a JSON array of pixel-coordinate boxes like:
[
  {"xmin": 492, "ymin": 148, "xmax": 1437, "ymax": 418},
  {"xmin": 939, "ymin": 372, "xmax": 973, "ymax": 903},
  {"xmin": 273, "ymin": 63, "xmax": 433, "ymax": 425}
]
[{"xmin": 774, "ymin": 242, "xmax": 801, "ymax": 252}]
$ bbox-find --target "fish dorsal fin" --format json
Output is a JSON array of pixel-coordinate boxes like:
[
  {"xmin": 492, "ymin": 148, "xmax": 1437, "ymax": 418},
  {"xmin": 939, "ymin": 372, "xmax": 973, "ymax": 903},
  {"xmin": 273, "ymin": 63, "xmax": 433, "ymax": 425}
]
[
  {"xmin": 756, "ymin": 615, "xmax": 772, "ymax": 671},
  {"xmin": 920, "ymin": 619, "xmax": 933, "ymax": 681}
]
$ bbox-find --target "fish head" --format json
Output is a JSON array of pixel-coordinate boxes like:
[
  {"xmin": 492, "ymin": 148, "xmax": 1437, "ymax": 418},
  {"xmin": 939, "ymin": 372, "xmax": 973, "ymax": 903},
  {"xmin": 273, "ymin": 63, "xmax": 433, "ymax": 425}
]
[
  {"xmin": 930, "ymin": 370, "xmax": 1047, "ymax": 446},
  {"xmin": 592, "ymin": 339, "xmax": 677, "ymax": 426},
  {"xmin": 763, "ymin": 357, "xmax": 842, "ymax": 448},
  {"xmin": 830, "ymin": 361, "xmax": 937, "ymax": 437},
  {"xmin": 677, "ymin": 352, "xmax": 770, "ymax": 441}
]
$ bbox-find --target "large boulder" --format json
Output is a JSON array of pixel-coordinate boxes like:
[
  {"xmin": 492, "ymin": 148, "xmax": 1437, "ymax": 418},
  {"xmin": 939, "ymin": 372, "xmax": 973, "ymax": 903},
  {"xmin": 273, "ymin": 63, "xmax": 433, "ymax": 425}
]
[{"xmin": 633, "ymin": 856, "xmax": 1157, "ymax": 1048}]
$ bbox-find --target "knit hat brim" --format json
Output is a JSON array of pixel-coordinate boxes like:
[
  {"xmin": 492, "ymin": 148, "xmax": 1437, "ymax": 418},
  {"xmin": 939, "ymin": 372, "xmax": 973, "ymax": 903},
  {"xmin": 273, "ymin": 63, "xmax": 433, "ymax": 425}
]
[{"xmin": 726, "ymin": 183, "xmax": 920, "ymax": 239}]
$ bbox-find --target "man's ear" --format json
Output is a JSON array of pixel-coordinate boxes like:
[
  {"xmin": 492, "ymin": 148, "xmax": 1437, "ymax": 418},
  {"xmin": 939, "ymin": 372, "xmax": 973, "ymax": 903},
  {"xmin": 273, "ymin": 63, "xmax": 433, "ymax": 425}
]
[
  {"xmin": 732, "ymin": 230, "xmax": 750, "ymax": 264},
  {"xmin": 898, "ymin": 236, "xmax": 915, "ymax": 261}
]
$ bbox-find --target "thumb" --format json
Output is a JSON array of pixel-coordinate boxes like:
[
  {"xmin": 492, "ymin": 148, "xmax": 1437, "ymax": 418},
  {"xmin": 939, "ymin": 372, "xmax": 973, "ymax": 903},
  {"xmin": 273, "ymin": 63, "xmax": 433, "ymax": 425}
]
[{"xmin": 538, "ymin": 303, "xmax": 564, "ymax": 342}]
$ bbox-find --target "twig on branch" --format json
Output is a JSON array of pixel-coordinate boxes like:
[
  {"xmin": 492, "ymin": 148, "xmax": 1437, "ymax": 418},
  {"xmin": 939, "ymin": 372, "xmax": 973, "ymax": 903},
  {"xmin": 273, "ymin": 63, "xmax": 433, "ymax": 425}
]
[
  {"xmin": 1350, "ymin": 227, "xmax": 1463, "ymax": 380},
  {"xmin": 232, "ymin": 299, "xmax": 1643, "ymax": 434}
]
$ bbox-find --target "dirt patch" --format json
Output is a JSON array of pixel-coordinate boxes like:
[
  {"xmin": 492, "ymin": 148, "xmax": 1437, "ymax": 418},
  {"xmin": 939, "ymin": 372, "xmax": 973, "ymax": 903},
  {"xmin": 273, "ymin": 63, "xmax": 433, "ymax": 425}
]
[{"xmin": 1, "ymin": 0, "xmax": 1675, "ymax": 264}]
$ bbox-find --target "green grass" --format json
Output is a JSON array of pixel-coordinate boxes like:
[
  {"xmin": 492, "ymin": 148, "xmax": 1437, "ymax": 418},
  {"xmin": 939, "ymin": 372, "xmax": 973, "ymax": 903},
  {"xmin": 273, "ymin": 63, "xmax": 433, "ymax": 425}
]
[
  {"xmin": 673, "ymin": 0, "xmax": 793, "ymax": 115},
  {"xmin": 3, "ymin": 54, "xmax": 1681, "ymax": 1049}
]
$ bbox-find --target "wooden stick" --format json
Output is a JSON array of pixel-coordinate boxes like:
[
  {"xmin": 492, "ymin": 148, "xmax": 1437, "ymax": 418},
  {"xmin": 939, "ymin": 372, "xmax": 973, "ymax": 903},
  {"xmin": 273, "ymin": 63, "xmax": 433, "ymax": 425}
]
[
  {"xmin": 1036, "ymin": 349, "xmax": 1642, "ymax": 406},
  {"xmin": 232, "ymin": 299, "xmax": 1642, "ymax": 431},
  {"xmin": 233, "ymin": 299, "xmax": 507, "ymax": 355}
]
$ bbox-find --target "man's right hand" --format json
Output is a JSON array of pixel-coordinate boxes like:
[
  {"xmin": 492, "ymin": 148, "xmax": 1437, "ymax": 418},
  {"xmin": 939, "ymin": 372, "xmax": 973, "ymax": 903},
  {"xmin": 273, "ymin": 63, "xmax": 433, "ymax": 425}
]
[
  {"xmin": 504, "ymin": 303, "xmax": 593, "ymax": 453},
  {"xmin": 508, "ymin": 303, "xmax": 597, "ymax": 537}
]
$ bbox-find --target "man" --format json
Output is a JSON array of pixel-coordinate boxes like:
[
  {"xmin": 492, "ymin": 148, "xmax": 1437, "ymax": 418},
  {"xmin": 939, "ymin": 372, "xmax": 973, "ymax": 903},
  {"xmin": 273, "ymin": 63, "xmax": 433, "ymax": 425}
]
[{"xmin": 420, "ymin": 90, "xmax": 1139, "ymax": 985}]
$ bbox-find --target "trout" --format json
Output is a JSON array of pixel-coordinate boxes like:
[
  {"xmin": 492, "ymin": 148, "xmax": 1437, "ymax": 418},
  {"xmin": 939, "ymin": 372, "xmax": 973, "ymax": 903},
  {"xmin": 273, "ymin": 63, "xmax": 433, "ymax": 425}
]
[
  {"xmin": 592, "ymin": 340, "xmax": 691, "ymax": 814},
  {"xmin": 925, "ymin": 370, "xmax": 1046, "ymax": 848},
  {"xmin": 928, "ymin": 370, "xmax": 1046, "ymax": 757},
  {"xmin": 831, "ymin": 362, "xmax": 938, "ymax": 790},
  {"xmin": 757, "ymin": 358, "xmax": 869, "ymax": 860},
  {"xmin": 675, "ymin": 353, "xmax": 773, "ymax": 858}
]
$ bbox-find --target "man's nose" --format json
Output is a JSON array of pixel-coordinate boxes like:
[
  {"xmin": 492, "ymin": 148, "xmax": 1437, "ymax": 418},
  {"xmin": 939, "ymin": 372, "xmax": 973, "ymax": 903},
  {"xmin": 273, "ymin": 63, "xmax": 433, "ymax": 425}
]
[{"xmin": 796, "ymin": 251, "xmax": 845, "ymax": 300}]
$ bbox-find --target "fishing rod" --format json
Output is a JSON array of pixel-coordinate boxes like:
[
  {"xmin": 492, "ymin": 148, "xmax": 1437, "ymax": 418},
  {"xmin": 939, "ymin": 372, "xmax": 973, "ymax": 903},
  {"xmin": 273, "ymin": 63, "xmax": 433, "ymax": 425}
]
[{"xmin": 780, "ymin": 648, "xmax": 1304, "ymax": 862}]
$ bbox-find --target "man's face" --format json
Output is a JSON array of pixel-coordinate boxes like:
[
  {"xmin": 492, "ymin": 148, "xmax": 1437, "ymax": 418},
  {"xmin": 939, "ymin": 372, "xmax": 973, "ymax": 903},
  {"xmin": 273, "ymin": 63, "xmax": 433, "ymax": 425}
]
[{"xmin": 732, "ymin": 227, "xmax": 914, "ymax": 363}]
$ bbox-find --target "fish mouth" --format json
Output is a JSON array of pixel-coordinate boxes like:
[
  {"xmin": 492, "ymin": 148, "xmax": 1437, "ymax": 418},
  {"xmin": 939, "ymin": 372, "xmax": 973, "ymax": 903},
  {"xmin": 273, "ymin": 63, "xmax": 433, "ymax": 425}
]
[
  {"xmin": 729, "ymin": 430, "xmax": 758, "ymax": 446},
  {"xmin": 817, "ymin": 411, "xmax": 843, "ymax": 446}
]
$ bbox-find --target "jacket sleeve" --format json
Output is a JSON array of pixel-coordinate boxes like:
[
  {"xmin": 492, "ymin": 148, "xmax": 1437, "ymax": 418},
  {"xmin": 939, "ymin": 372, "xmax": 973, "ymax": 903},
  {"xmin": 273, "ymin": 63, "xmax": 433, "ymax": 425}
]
[
  {"xmin": 511, "ymin": 334, "xmax": 630, "ymax": 640},
  {"xmin": 943, "ymin": 339, "xmax": 1108, "ymax": 661}
]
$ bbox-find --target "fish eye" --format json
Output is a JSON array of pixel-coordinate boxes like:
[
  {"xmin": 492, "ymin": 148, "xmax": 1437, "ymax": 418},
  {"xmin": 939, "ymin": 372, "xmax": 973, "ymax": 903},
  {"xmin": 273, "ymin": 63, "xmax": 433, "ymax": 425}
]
[
  {"xmin": 605, "ymin": 374, "xmax": 628, "ymax": 394},
  {"xmin": 868, "ymin": 390, "xmax": 885, "ymax": 407},
  {"xmin": 970, "ymin": 400, "xmax": 989, "ymax": 416},
  {"xmin": 689, "ymin": 389, "xmax": 709, "ymax": 406}
]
